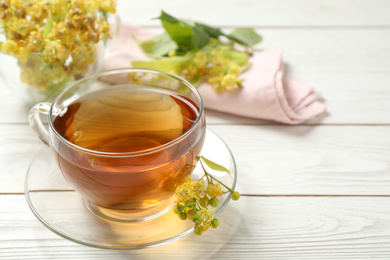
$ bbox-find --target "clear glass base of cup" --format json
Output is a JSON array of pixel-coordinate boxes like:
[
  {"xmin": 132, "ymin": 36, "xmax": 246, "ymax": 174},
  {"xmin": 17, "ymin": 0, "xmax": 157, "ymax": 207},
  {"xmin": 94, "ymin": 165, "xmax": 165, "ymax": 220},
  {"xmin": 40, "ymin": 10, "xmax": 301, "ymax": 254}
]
[{"xmin": 83, "ymin": 196, "xmax": 176, "ymax": 223}]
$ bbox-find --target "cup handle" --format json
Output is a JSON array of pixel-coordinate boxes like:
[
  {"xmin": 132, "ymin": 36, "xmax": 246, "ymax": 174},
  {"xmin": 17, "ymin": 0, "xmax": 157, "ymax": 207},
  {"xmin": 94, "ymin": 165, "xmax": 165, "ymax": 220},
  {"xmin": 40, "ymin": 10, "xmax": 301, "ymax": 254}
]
[{"xmin": 28, "ymin": 102, "xmax": 51, "ymax": 146}]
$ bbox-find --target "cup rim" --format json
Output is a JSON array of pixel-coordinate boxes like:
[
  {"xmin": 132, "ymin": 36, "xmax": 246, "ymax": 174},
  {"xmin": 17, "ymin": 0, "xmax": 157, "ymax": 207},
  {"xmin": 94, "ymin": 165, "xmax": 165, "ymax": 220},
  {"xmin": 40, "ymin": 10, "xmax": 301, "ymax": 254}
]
[{"xmin": 48, "ymin": 67, "xmax": 204, "ymax": 157}]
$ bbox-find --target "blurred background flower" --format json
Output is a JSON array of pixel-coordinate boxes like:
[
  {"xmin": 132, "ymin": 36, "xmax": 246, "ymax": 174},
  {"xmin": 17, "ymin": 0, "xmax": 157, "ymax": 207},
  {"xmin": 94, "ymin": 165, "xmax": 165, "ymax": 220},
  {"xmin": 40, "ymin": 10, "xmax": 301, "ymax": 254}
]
[{"xmin": 0, "ymin": 0, "xmax": 118, "ymax": 105}]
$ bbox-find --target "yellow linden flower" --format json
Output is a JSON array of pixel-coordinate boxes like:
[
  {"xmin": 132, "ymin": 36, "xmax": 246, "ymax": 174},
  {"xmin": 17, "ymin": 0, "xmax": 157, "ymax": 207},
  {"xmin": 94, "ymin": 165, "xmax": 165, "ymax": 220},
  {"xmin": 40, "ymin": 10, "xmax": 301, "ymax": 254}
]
[
  {"xmin": 221, "ymin": 74, "xmax": 238, "ymax": 89},
  {"xmin": 193, "ymin": 50, "xmax": 207, "ymax": 69},
  {"xmin": 206, "ymin": 183, "xmax": 223, "ymax": 197},
  {"xmin": 208, "ymin": 73, "xmax": 223, "ymax": 89},
  {"xmin": 48, "ymin": 0, "xmax": 68, "ymax": 16},
  {"xmin": 7, "ymin": 16, "xmax": 34, "ymax": 38},
  {"xmin": 228, "ymin": 63, "xmax": 241, "ymax": 76},
  {"xmin": 70, "ymin": 0, "xmax": 87, "ymax": 11},
  {"xmin": 100, "ymin": 0, "xmax": 117, "ymax": 13},
  {"xmin": 42, "ymin": 39, "xmax": 66, "ymax": 62},
  {"xmin": 0, "ymin": 1, "xmax": 10, "ymax": 11},
  {"xmin": 209, "ymin": 52, "xmax": 226, "ymax": 67},
  {"xmin": 1, "ymin": 39, "xmax": 18, "ymax": 54},
  {"xmin": 194, "ymin": 207, "xmax": 215, "ymax": 231},
  {"xmin": 27, "ymin": 29, "xmax": 44, "ymax": 52},
  {"xmin": 29, "ymin": 3, "xmax": 48, "ymax": 23},
  {"xmin": 175, "ymin": 178, "xmax": 205, "ymax": 205}
]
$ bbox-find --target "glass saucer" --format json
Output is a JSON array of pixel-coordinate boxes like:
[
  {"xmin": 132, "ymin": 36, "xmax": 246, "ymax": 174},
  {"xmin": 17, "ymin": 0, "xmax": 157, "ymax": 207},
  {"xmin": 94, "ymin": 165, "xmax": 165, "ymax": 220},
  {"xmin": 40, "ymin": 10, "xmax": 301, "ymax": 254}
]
[{"xmin": 25, "ymin": 129, "xmax": 237, "ymax": 249}]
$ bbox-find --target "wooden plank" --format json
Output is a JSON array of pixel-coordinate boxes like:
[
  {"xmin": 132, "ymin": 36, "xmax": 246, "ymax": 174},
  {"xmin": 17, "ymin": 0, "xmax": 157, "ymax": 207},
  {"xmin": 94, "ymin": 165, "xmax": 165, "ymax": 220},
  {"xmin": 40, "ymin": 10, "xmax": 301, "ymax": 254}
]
[
  {"xmin": 117, "ymin": 0, "xmax": 390, "ymax": 27},
  {"xmin": 259, "ymin": 29, "xmax": 390, "ymax": 72},
  {"xmin": 1, "ymin": 195, "xmax": 389, "ymax": 259},
  {"xmin": 0, "ymin": 85, "xmax": 30, "ymax": 124},
  {"xmin": 211, "ymin": 125, "xmax": 390, "ymax": 195},
  {"xmin": 2, "ymin": 124, "xmax": 390, "ymax": 195},
  {"xmin": 0, "ymin": 125, "xmax": 41, "ymax": 193},
  {"xmin": 297, "ymin": 72, "xmax": 390, "ymax": 124}
]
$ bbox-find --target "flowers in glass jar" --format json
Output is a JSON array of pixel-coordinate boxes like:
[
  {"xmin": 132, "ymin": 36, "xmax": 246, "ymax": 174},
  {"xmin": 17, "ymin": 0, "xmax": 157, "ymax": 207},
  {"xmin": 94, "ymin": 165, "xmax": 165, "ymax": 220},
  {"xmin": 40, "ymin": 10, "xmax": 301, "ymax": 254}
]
[{"xmin": 0, "ymin": 0, "xmax": 117, "ymax": 91}]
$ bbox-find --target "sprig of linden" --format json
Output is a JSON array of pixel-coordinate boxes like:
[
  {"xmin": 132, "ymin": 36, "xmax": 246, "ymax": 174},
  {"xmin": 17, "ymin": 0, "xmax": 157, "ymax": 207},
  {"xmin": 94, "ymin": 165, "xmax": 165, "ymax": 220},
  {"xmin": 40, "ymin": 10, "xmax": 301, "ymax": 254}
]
[{"xmin": 174, "ymin": 156, "xmax": 240, "ymax": 235}]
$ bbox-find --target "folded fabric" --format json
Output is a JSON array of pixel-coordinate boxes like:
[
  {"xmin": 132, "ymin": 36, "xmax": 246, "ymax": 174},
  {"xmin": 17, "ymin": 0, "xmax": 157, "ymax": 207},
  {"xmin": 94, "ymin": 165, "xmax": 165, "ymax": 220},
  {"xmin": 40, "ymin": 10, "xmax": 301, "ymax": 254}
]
[{"xmin": 102, "ymin": 24, "xmax": 326, "ymax": 124}]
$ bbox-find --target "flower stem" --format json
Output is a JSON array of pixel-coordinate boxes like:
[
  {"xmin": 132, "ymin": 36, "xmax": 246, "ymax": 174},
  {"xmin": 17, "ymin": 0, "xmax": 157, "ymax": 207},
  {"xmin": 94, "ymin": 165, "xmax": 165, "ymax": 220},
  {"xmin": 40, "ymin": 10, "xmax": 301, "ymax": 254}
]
[{"xmin": 200, "ymin": 161, "xmax": 212, "ymax": 184}]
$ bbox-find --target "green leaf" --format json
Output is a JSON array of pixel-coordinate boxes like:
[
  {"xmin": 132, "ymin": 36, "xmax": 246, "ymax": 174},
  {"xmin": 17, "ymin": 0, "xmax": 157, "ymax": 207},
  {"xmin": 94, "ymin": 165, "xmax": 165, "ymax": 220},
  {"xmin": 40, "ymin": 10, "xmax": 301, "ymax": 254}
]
[
  {"xmin": 161, "ymin": 19, "xmax": 194, "ymax": 51},
  {"xmin": 155, "ymin": 10, "xmax": 180, "ymax": 24},
  {"xmin": 156, "ymin": 11, "xmax": 210, "ymax": 51},
  {"xmin": 229, "ymin": 28, "xmax": 262, "ymax": 46},
  {"xmin": 191, "ymin": 27, "xmax": 210, "ymax": 50},
  {"xmin": 138, "ymin": 33, "xmax": 177, "ymax": 57},
  {"xmin": 201, "ymin": 156, "xmax": 230, "ymax": 175},
  {"xmin": 194, "ymin": 22, "xmax": 224, "ymax": 38},
  {"xmin": 131, "ymin": 51, "xmax": 195, "ymax": 71}
]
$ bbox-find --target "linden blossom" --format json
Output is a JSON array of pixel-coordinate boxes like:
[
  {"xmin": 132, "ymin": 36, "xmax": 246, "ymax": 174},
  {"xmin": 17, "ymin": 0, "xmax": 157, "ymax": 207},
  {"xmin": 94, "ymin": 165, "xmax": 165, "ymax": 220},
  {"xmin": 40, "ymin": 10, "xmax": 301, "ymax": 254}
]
[
  {"xmin": 132, "ymin": 11, "xmax": 262, "ymax": 92},
  {"xmin": 0, "ymin": 0, "xmax": 116, "ymax": 90},
  {"xmin": 174, "ymin": 156, "xmax": 240, "ymax": 235}
]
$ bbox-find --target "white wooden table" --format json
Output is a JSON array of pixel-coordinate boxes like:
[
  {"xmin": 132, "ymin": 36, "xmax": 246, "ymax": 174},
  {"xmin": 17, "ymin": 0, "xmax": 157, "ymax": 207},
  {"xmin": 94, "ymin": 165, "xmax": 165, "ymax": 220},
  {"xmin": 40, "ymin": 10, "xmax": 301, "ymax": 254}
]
[{"xmin": 1, "ymin": 0, "xmax": 390, "ymax": 259}]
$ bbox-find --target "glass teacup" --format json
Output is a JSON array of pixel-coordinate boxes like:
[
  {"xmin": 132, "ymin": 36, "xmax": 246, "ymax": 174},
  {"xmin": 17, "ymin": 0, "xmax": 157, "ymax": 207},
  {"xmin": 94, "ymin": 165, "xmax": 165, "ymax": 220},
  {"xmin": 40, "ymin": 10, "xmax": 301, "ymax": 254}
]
[{"xmin": 29, "ymin": 68, "xmax": 205, "ymax": 222}]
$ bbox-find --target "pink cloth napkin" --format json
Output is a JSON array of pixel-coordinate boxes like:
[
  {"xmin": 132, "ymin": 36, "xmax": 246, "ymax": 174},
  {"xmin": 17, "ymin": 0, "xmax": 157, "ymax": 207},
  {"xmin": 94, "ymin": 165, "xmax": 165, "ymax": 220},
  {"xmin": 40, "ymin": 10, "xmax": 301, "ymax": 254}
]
[{"xmin": 102, "ymin": 24, "xmax": 326, "ymax": 124}]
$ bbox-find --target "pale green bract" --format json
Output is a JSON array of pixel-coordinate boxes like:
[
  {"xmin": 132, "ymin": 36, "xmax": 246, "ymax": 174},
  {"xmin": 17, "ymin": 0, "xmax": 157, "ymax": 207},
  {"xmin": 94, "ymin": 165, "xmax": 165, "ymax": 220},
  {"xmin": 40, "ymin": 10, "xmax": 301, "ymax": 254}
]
[{"xmin": 132, "ymin": 51, "xmax": 195, "ymax": 71}]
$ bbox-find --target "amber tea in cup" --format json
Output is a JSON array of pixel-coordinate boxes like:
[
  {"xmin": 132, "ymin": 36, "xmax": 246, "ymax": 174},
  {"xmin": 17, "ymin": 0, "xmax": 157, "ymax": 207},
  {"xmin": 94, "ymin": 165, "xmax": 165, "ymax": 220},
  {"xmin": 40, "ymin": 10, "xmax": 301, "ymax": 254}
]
[
  {"xmin": 29, "ymin": 68, "xmax": 205, "ymax": 221},
  {"xmin": 54, "ymin": 85, "xmax": 202, "ymax": 209}
]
